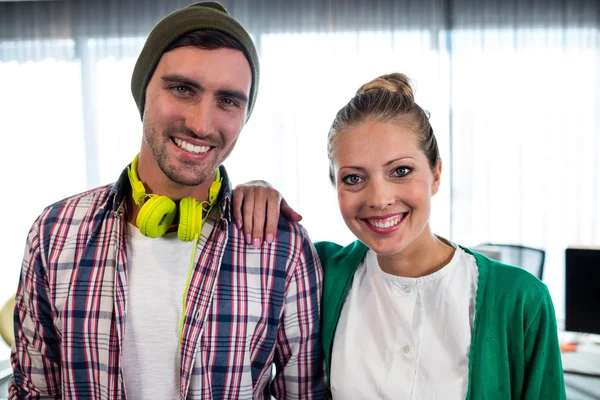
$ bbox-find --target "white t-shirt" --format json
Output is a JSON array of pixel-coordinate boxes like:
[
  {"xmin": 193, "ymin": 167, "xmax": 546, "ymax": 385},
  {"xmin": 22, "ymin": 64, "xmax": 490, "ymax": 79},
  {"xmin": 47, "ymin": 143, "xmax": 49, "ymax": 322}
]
[
  {"xmin": 331, "ymin": 245, "xmax": 479, "ymax": 400},
  {"xmin": 122, "ymin": 217, "xmax": 216, "ymax": 399}
]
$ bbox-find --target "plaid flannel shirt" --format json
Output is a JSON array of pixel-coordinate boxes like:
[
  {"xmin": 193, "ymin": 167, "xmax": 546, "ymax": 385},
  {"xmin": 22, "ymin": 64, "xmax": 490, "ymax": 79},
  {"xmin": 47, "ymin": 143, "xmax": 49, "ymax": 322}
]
[{"xmin": 9, "ymin": 165, "xmax": 325, "ymax": 400}]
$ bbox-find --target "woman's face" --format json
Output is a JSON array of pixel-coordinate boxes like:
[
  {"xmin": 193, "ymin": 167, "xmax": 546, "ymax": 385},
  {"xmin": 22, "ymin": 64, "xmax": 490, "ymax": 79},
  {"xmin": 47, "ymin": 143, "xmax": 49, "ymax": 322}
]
[{"xmin": 332, "ymin": 118, "xmax": 441, "ymax": 257}]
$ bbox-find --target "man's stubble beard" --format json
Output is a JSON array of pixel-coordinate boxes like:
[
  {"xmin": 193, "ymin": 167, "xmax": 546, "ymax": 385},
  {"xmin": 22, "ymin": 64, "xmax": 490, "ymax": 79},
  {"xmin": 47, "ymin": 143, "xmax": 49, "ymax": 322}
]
[{"xmin": 143, "ymin": 123, "xmax": 226, "ymax": 187}]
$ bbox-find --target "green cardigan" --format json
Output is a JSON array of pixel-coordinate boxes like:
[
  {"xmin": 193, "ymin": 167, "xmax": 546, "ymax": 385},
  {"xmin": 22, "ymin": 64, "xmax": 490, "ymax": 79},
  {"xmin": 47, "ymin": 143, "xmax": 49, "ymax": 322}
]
[{"xmin": 315, "ymin": 241, "xmax": 566, "ymax": 399}]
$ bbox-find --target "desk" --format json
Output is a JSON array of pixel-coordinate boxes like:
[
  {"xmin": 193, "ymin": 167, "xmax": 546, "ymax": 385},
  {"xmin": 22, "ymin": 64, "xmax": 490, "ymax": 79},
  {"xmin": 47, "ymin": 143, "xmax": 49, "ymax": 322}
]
[{"xmin": 562, "ymin": 344, "xmax": 600, "ymax": 399}]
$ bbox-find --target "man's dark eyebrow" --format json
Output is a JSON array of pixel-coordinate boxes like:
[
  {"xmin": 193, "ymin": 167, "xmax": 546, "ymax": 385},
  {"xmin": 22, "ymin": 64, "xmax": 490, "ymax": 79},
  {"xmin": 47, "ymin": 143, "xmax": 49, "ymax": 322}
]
[
  {"xmin": 161, "ymin": 74, "xmax": 202, "ymax": 90},
  {"xmin": 216, "ymin": 89, "xmax": 248, "ymax": 104}
]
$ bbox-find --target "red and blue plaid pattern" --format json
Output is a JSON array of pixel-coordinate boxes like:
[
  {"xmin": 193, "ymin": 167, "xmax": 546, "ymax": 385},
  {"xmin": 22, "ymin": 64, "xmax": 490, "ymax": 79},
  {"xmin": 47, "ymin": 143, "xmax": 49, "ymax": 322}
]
[{"xmin": 9, "ymin": 166, "xmax": 326, "ymax": 399}]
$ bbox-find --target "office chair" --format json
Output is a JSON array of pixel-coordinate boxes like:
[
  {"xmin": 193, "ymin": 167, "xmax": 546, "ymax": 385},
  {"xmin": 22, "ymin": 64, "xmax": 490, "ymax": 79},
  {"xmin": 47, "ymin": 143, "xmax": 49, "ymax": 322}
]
[
  {"xmin": 474, "ymin": 243, "xmax": 545, "ymax": 280},
  {"xmin": 0, "ymin": 295, "xmax": 15, "ymax": 348}
]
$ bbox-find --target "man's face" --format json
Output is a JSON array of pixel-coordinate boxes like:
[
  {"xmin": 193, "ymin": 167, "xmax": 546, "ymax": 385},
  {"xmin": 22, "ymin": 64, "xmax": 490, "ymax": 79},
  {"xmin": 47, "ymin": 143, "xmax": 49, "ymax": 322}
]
[{"xmin": 141, "ymin": 45, "xmax": 252, "ymax": 187}]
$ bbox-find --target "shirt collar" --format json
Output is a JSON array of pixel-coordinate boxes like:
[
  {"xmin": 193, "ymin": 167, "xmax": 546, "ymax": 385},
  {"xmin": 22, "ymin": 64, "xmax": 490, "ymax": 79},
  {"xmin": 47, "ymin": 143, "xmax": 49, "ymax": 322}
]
[{"xmin": 216, "ymin": 165, "xmax": 233, "ymax": 223}]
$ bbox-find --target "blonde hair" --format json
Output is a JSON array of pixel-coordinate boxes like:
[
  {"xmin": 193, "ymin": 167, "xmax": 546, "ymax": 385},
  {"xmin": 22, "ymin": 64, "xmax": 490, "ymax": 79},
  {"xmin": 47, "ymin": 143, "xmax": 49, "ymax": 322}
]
[
  {"xmin": 356, "ymin": 74, "xmax": 415, "ymax": 99},
  {"xmin": 327, "ymin": 73, "xmax": 440, "ymax": 182}
]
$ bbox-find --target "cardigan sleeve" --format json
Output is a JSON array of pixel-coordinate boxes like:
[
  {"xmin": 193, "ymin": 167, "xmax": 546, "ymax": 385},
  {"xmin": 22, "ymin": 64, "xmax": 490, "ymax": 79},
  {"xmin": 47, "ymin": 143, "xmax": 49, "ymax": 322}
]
[{"xmin": 522, "ymin": 284, "xmax": 566, "ymax": 399}]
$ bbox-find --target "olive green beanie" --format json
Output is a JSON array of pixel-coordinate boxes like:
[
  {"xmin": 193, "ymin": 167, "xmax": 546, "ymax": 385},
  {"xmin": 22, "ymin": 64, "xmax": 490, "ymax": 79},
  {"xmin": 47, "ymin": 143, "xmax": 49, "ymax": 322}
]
[{"xmin": 131, "ymin": 1, "xmax": 259, "ymax": 120}]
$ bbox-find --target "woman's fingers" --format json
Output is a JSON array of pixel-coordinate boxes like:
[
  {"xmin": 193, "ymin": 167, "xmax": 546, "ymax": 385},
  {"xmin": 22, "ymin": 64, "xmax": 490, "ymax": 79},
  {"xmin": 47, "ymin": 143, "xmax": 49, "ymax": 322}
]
[
  {"xmin": 263, "ymin": 191, "xmax": 284, "ymax": 244},
  {"xmin": 281, "ymin": 198, "xmax": 302, "ymax": 222},
  {"xmin": 249, "ymin": 187, "xmax": 269, "ymax": 247},
  {"xmin": 232, "ymin": 181, "xmax": 300, "ymax": 248}
]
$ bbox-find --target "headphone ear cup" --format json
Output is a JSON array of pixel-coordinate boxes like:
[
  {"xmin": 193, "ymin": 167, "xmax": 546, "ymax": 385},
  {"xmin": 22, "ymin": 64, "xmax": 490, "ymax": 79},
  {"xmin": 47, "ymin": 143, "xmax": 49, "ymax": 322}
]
[
  {"xmin": 137, "ymin": 196, "xmax": 177, "ymax": 238},
  {"xmin": 178, "ymin": 198, "xmax": 201, "ymax": 242}
]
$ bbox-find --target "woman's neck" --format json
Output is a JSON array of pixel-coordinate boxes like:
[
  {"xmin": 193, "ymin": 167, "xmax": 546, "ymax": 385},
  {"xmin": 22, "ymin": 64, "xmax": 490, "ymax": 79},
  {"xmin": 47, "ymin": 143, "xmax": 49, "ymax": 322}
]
[{"xmin": 376, "ymin": 230, "xmax": 455, "ymax": 278}]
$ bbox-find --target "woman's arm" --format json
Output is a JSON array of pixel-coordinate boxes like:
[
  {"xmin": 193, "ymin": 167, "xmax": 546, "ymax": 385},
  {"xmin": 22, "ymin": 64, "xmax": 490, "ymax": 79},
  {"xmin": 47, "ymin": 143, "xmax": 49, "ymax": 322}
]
[{"xmin": 522, "ymin": 285, "xmax": 566, "ymax": 399}]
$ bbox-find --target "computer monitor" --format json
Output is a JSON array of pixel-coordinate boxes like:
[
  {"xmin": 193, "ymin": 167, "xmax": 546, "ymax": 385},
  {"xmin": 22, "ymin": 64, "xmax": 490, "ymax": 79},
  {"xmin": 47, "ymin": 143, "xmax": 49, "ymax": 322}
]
[{"xmin": 565, "ymin": 247, "xmax": 600, "ymax": 335}]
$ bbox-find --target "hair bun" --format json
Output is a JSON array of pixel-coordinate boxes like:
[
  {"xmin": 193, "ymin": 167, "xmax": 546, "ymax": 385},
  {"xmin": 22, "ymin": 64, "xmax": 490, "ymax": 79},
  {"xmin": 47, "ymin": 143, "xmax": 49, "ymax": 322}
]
[{"xmin": 356, "ymin": 73, "xmax": 414, "ymax": 101}]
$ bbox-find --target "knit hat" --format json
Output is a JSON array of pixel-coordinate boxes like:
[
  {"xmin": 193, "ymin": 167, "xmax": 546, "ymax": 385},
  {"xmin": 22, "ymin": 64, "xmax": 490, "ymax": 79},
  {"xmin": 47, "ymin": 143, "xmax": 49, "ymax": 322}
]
[{"xmin": 131, "ymin": 1, "xmax": 259, "ymax": 120}]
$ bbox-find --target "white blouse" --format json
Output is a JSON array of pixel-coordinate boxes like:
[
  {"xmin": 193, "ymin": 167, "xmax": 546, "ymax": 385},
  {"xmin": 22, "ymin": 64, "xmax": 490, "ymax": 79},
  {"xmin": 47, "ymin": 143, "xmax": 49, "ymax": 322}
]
[{"xmin": 331, "ymin": 245, "xmax": 479, "ymax": 400}]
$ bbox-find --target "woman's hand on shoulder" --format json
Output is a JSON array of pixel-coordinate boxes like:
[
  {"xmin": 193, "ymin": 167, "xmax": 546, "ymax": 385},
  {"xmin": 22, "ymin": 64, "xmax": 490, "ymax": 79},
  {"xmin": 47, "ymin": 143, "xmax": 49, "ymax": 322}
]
[{"xmin": 232, "ymin": 180, "xmax": 302, "ymax": 248}]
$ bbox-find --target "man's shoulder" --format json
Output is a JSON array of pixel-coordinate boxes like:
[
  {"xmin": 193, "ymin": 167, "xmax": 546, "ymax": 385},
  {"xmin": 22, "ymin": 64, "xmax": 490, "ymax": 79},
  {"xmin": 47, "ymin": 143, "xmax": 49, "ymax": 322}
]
[
  {"xmin": 248, "ymin": 217, "xmax": 325, "ymax": 279},
  {"xmin": 50, "ymin": 183, "xmax": 115, "ymax": 209},
  {"xmin": 34, "ymin": 183, "xmax": 116, "ymax": 231},
  {"xmin": 273, "ymin": 215, "xmax": 314, "ymax": 253},
  {"xmin": 23, "ymin": 184, "xmax": 117, "ymax": 276}
]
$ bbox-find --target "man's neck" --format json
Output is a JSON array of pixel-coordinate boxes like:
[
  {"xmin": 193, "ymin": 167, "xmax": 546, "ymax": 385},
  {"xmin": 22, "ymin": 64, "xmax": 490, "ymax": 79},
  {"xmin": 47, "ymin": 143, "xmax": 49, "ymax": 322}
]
[{"xmin": 138, "ymin": 166, "xmax": 213, "ymax": 203}]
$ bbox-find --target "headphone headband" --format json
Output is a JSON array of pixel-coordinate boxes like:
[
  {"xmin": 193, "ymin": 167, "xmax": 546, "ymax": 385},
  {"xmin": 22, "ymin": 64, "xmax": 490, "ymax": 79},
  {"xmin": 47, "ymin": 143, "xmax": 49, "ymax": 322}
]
[{"xmin": 127, "ymin": 154, "xmax": 148, "ymax": 206}]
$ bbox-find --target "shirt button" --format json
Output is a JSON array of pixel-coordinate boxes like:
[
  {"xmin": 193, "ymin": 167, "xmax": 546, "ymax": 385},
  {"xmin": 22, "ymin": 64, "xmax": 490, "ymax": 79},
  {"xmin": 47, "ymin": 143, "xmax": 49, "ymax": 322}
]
[{"xmin": 402, "ymin": 345, "xmax": 411, "ymax": 354}]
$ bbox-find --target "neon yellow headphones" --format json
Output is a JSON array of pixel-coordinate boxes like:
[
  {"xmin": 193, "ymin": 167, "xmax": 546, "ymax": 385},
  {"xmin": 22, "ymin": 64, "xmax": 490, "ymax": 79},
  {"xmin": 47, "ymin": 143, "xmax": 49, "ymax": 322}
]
[{"xmin": 126, "ymin": 154, "xmax": 222, "ymax": 241}]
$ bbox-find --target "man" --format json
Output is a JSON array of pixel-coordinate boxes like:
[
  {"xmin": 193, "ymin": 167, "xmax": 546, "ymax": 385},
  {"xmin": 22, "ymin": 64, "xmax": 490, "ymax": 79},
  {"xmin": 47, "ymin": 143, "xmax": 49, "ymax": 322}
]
[{"xmin": 9, "ymin": 2, "xmax": 325, "ymax": 399}]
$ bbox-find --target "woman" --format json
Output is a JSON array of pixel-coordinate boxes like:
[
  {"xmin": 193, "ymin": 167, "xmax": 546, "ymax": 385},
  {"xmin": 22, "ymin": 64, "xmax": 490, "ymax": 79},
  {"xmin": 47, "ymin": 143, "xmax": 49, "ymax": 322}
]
[{"xmin": 234, "ymin": 73, "xmax": 565, "ymax": 399}]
